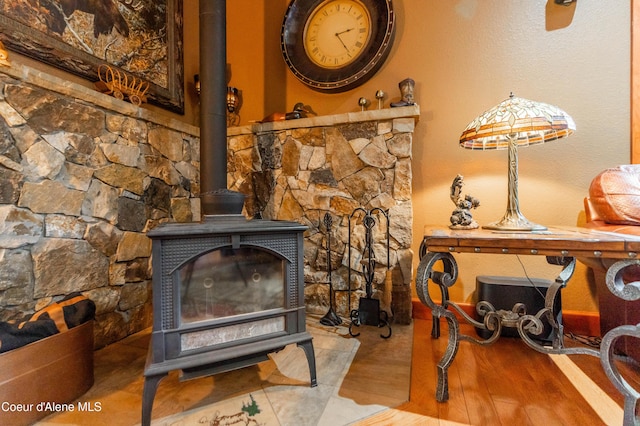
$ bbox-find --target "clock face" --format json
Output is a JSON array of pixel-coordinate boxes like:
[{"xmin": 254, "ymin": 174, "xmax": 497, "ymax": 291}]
[
  {"xmin": 303, "ymin": 0, "xmax": 372, "ymax": 69},
  {"xmin": 281, "ymin": 0, "xmax": 395, "ymax": 92}
]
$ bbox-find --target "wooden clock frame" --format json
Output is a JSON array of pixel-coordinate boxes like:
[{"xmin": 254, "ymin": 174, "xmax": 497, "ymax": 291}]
[{"xmin": 280, "ymin": 0, "xmax": 396, "ymax": 93}]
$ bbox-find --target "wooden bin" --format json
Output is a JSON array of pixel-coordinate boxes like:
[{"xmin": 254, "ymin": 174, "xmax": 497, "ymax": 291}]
[{"xmin": 0, "ymin": 321, "xmax": 94, "ymax": 426}]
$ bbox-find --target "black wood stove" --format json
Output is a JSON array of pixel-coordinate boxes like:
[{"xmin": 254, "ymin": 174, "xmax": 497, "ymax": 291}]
[
  {"xmin": 141, "ymin": 216, "xmax": 316, "ymax": 425},
  {"xmin": 141, "ymin": 2, "xmax": 316, "ymax": 424}
]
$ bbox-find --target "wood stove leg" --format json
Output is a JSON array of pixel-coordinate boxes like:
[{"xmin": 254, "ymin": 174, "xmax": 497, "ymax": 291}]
[
  {"xmin": 297, "ymin": 340, "xmax": 317, "ymax": 387},
  {"xmin": 141, "ymin": 372, "xmax": 167, "ymax": 426}
]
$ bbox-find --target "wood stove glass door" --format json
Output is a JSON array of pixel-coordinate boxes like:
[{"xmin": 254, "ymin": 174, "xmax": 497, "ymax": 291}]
[{"xmin": 179, "ymin": 246, "xmax": 285, "ymax": 323}]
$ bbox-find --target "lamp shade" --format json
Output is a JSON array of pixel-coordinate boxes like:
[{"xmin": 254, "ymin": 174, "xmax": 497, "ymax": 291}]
[
  {"xmin": 459, "ymin": 94, "xmax": 575, "ymax": 231},
  {"xmin": 460, "ymin": 94, "xmax": 575, "ymax": 150}
]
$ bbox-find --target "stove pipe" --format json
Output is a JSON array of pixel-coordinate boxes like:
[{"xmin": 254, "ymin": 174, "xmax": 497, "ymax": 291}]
[{"xmin": 199, "ymin": 0, "xmax": 245, "ymax": 217}]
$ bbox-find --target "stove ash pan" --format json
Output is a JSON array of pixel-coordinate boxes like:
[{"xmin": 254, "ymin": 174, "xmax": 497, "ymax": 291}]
[{"xmin": 141, "ymin": 217, "xmax": 317, "ymax": 426}]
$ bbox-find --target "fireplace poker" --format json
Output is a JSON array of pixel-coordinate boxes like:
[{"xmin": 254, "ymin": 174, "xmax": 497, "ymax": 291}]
[{"xmin": 320, "ymin": 213, "xmax": 342, "ymax": 326}]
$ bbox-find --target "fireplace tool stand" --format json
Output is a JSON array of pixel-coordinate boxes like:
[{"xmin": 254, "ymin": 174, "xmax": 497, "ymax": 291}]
[
  {"xmin": 320, "ymin": 213, "xmax": 342, "ymax": 326},
  {"xmin": 348, "ymin": 207, "xmax": 392, "ymax": 339}
]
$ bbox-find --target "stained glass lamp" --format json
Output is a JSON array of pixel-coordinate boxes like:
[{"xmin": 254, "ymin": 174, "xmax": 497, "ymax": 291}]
[{"xmin": 459, "ymin": 93, "xmax": 576, "ymax": 231}]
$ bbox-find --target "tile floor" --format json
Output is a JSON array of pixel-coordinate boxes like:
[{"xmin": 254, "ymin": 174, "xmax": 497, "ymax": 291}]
[{"xmin": 35, "ymin": 315, "xmax": 413, "ymax": 425}]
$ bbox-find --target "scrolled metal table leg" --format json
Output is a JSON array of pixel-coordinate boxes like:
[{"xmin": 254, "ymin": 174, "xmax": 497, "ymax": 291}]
[
  {"xmin": 434, "ymin": 307, "xmax": 460, "ymax": 402},
  {"xmin": 416, "ymin": 251, "xmax": 458, "ymax": 337},
  {"xmin": 600, "ymin": 324, "xmax": 640, "ymax": 426},
  {"xmin": 545, "ymin": 256, "xmax": 576, "ymax": 349},
  {"xmin": 515, "ymin": 257, "xmax": 602, "ymax": 357},
  {"xmin": 601, "ymin": 259, "xmax": 640, "ymax": 426},
  {"xmin": 416, "ymin": 251, "xmax": 460, "ymax": 402},
  {"xmin": 605, "ymin": 259, "xmax": 640, "ymax": 302}
]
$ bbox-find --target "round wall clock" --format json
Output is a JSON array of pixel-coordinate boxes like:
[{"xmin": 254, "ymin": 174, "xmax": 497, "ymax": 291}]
[{"xmin": 281, "ymin": 0, "xmax": 396, "ymax": 93}]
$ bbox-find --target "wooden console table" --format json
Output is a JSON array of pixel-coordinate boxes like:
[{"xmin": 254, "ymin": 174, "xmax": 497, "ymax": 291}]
[{"xmin": 416, "ymin": 225, "xmax": 640, "ymax": 425}]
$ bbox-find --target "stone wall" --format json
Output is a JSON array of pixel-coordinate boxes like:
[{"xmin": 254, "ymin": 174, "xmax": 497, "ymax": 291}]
[
  {"xmin": 0, "ymin": 62, "xmax": 419, "ymax": 350},
  {"xmin": 0, "ymin": 64, "xmax": 200, "ymax": 348},
  {"xmin": 226, "ymin": 106, "xmax": 419, "ymax": 324}
]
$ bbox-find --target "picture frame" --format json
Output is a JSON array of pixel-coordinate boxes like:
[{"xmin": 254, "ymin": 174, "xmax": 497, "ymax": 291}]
[{"xmin": 0, "ymin": 0, "xmax": 184, "ymax": 114}]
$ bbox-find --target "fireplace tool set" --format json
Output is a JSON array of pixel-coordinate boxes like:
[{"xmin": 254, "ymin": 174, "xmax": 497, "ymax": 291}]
[
  {"xmin": 348, "ymin": 207, "xmax": 392, "ymax": 338},
  {"xmin": 318, "ymin": 208, "xmax": 392, "ymax": 338}
]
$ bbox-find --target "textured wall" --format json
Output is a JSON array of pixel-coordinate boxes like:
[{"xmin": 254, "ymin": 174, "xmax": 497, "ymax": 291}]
[
  {"xmin": 0, "ymin": 65, "xmax": 200, "ymax": 348},
  {"xmin": 2, "ymin": 2, "xmax": 629, "ymax": 317},
  {"xmin": 275, "ymin": 1, "xmax": 631, "ymax": 312}
]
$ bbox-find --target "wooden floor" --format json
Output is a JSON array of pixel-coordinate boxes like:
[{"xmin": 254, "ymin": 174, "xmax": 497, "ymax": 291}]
[
  {"xmin": 358, "ymin": 319, "xmax": 640, "ymax": 425},
  {"xmin": 36, "ymin": 316, "xmax": 639, "ymax": 425}
]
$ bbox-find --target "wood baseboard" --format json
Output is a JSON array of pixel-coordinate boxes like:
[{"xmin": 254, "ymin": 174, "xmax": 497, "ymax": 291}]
[{"xmin": 411, "ymin": 298, "xmax": 600, "ymax": 337}]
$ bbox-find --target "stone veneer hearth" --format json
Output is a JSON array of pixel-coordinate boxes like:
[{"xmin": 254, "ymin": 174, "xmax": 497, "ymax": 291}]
[
  {"xmin": 0, "ymin": 62, "xmax": 419, "ymax": 348},
  {"xmin": 225, "ymin": 106, "xmax": 419, "ymax": 324},
  {"xmin": 0, "ymin": 64, "xmax": 200, "ymax": 348}
]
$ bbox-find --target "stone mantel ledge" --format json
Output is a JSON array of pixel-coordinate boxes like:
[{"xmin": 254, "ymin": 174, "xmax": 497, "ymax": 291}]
[
  {"xmin": 0, "ymin": 60, "xmax": 199, "ymax": 137},
  {"xmin": 227, "ymin": 104, "xmax": 421, "ymax": 136},
  {"xmin": 2, "ymin": 61, "xmax": 420, "ymax": 138}
]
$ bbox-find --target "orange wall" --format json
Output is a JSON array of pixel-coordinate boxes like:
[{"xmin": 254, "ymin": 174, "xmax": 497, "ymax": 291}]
[
  {"xmin": 222, "ymin": 1, "xmax": 630, "ymax": 313},
  {"xmin": 183, "ymin": 2, "xmax": 287, "ymax": 126}
]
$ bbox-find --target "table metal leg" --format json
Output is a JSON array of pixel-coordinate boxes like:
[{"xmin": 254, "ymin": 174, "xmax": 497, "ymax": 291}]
[
  {"xmin": 434, "ymin": 306, "xmax": 459, "ymax": 402},
  {"xmin": 416, "ymin": 251, "xmax": 460, "ymax": 402},
  {"xmin": 415, "ymin": 252, "xmax": 592, "ymax": 404},
  {"xmin": 601, "ymin": 259, "xmax": 640, "ymax": 426},
  {"xmin": 601, "ymin": 324, "xmax": 640, "ymax": 426},
  {"xmin": 416, "ymin": 248, "xmax": 640, "ymax": 426},
  {"xmin": 430, "ymin": 287, "xmax": 450, "ymax": 339}
]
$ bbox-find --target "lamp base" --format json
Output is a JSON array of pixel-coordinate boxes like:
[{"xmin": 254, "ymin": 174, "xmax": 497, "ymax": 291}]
[{"xmin": 483, "ymin": 212, "xmax": 547, "ymax": 232}]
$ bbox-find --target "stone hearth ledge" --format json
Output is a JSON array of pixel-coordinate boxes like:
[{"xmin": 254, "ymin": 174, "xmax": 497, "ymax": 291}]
[
  {"xmin": 0, "ymin": 60, "xmax": 198, "ymax": 137},
  {"xmin": 227, "ymin": 105, "xmax": 420, "ymax": 136},
  {"xmin": 4, "ymin": 60, "xmax": 419, "ymax": 140}
]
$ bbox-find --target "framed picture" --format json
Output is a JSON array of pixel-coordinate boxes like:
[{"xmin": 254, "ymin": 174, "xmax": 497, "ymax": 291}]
[{"xmin": 0, "ymin": 0, "xmax": 184, "ymax": 114}]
